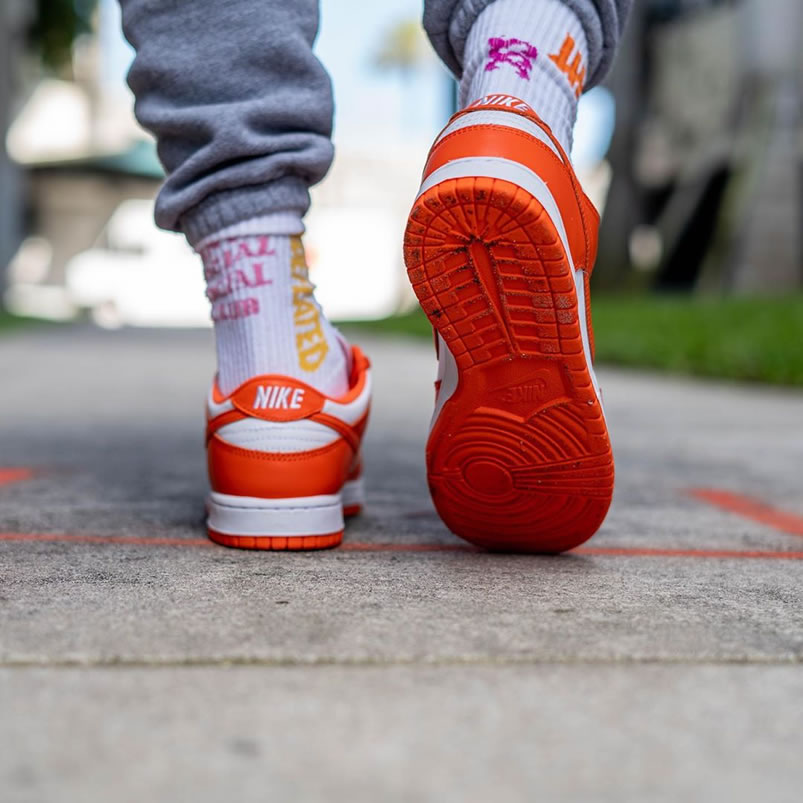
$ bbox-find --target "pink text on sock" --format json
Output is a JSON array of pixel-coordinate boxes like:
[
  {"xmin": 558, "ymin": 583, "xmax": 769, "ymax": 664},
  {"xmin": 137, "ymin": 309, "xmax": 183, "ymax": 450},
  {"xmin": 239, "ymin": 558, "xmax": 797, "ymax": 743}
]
[
  {"xmin": 203, "ymin": 235, "xmax": 276, "ymax": 321},
  {"xmin": 485, "ymin": 37, "xmax": 539, "ymax": 80},
  {"xmin": 211, "ymin": 297, "xmax": 260, "ymax": 322}
]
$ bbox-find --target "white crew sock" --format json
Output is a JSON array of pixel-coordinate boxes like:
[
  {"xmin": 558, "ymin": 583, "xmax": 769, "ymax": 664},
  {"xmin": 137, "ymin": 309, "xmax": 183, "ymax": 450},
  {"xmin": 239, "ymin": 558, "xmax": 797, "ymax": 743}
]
[
  {"xmin": 460, "ymin": 0, "xmax": 588, "ymax": 151},
  {"xmin": 199, "ymin": 231, "xmax": 349, "ymax": 397}
]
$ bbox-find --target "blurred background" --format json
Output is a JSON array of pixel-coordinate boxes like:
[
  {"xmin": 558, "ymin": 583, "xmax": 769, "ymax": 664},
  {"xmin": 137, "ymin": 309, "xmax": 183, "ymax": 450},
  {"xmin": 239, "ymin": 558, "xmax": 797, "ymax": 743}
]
[{"xmin": 1, "ymin": 0, "xmax": 801, "ymax": 382}]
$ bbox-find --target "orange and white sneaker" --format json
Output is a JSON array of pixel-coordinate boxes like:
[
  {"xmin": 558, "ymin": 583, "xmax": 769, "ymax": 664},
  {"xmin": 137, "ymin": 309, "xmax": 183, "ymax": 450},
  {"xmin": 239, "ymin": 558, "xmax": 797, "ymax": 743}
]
[
  {"xmin": 204, "ymin": 345, "xmax": 371, "ymax": 550},
  {"xmin": 404, "ymin": 94, "xmax": 614, "ymax": 553}
]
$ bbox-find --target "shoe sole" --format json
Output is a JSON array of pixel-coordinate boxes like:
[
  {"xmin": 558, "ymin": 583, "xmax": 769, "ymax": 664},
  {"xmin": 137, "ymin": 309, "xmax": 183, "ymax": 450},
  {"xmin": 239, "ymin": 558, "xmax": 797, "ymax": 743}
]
[
  {"xmin": 206, "ymin": 478, "xmax": 364, "ymax": 551},
  {"xmin": 404, "ymin": 175, "xmax": 614, "ymax": 553}
]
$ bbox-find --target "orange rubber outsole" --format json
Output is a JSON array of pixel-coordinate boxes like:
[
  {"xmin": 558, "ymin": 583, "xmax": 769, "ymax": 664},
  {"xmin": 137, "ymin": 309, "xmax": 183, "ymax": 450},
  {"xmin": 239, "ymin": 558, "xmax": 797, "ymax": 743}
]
[
  {"xmin": 404, "ymin": 176, "xmax": 614, "ymax": 553},
  {"xmin": 207, "ymin": 529, "xmax": 343, "ymax": 551}
]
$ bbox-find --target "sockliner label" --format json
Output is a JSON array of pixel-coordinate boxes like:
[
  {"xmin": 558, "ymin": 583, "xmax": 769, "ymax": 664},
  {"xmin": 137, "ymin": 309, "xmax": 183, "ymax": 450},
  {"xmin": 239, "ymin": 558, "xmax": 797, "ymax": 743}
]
[
  {"xmin": 290, "ymin": 236, "xmax": 330, "ymax": 372},
  {"xmin": 204, "ymin": 235, "xmax": 275, "ymax": 322},
  {"xmin": 485, "ymin": 37, "xmax": 539, "ymax": 80}
]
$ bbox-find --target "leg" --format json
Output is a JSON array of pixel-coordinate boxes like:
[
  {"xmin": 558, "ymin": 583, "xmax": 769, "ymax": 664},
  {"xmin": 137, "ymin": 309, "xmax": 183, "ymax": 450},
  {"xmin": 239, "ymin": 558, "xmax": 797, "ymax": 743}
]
[
  {"xmin": 120, "ymin": 0, "xmax": 333, "ymax": 244},
  {"xmin": 120, "ymin": 0, "xmax": 371, "ymax": 550},
  {"xmin": 423, "ymin": 0, "xmax": 632, "ymax": 90},
  {"xmin": 425, "ymin": 0, "xmax": 633, "ymax": 148},
  {"xmin": 404, "ymin": 0, "xmax": 631, "ymax": 551}
]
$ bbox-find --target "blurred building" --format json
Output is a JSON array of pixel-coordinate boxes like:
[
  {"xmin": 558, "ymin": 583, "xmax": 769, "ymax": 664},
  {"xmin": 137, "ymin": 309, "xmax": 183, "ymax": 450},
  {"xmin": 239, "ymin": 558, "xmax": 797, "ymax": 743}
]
[
  {"xmin": 2, "ymin": 0, "xmax": 452, "ymax": 324},
  {"xmin": 599, "ymin": 0, "xmax": 802, "ymax": 292},
  {"xmin": 3, "ymin": 0, "xmax": 165, "ymax": 321},
  {"xmin": 0, "ymin": 0, "xmax": 29, "ymax": 296},
  {"xmin": 3, "ymin": 0, "xmax": 801, "ymax": 321}
]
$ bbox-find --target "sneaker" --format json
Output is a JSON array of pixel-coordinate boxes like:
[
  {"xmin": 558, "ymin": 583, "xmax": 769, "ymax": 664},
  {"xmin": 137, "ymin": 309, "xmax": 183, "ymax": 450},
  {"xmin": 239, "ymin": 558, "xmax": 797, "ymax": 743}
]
[
  {"xmin": 205, "ymin": 345, "xmax": 371, "ymax": 550},
  {"xmin": 404, "ymin": 94, "xmax": 614, "ymax": 553}
]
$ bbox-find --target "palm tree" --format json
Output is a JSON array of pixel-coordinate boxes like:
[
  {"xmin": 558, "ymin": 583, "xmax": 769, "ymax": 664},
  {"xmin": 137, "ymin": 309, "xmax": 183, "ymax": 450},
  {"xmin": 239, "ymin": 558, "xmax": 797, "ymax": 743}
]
[{"xmin": 373, "ymin": 19, "xmax": 433, "ymax": 134}]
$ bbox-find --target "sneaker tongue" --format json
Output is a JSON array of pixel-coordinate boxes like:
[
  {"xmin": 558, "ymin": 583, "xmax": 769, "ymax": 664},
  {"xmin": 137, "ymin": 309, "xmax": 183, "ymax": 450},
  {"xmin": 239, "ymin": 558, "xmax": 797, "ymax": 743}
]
[{"xmin": 231, "ymin": 376, "xmax": 326, "ymax": 422}]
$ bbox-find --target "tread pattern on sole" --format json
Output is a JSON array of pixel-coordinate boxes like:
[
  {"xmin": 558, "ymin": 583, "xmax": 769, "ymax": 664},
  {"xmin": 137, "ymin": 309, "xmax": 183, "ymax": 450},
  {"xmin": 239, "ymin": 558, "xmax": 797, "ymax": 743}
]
[
  {"xmin": 207, "ymin": 530, "xmax": 343, "ymax": 551},
  {"xmin": 404, "ymin": 176, "xmax": 614, "ymax": 553}
]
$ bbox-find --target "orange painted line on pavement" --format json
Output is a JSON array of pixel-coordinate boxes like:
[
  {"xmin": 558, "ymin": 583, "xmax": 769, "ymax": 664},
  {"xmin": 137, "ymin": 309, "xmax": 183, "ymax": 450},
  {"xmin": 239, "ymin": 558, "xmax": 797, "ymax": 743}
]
[
  {"xmin": 0, "ymin": 468, "xmax": 35, "ymax": 487},
  {"xmin": 2, "ymin": 532, "xmax": 803, "ymax": 559},
  {"xmin": 574, "ymin": 546, "xmax": 803, "ymax": 560},
  {"xmin": 689, "ymin": 488, "xmax": 803, "ymax": 537},
  {"xmin": 0, "ymin": 532, "xmax": 214, "ymax": 548},
  {"xmin": 341, "ymin": 542, "xmax": 476, "ymax": 553},
  {"xmin": 345, "ymin": 542, "xmax": 803, "ymax": 559}
]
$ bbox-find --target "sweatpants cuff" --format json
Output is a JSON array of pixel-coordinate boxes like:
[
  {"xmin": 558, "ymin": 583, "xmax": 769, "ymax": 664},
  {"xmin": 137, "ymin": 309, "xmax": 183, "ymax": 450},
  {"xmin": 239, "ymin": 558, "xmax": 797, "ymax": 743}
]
[{"xmin": 177, "ymin": 176, "xmax": 311, "ymax": 249}]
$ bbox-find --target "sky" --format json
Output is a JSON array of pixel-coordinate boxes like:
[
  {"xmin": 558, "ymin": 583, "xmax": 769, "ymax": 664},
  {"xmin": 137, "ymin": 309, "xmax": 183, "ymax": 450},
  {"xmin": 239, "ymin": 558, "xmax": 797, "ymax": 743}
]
[
  {"xmin": 316, "ymin": 0, "xmax": 453, "ymax": 147},
  {"xmin": 99, "ymin": 0, "xmax": 612, "ymax": 162},
  {"xmin": 101, "ymin": 0, "xmax": 452, "ymax": 151}
]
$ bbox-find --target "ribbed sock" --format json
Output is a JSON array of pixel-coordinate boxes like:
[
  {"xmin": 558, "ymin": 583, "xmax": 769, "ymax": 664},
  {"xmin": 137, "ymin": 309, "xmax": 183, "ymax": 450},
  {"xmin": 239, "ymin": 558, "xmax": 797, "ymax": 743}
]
[
  {"xmin": 460, "ymin": 0, "xmax": 588, "ymax": 151},
  {"xmin": 198, "ymin": 229, "xmax": 349, "ymax": 397}
]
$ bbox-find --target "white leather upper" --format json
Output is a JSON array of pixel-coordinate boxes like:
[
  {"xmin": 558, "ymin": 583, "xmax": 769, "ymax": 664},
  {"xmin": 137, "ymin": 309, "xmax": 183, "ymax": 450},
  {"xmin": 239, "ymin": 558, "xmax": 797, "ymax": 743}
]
[{"xmin": 215, "ymin": 418, "xmax": 340, "ymax": 453}]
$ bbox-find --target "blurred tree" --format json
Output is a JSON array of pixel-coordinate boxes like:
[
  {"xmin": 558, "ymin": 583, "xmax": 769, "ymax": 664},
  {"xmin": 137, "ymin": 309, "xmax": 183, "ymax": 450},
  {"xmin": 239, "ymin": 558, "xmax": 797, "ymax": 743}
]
[
  {"xmin": 373, "ymin": 19, "xmax": 429, "ymax": 78},
  {"xmin": 1, "ymin": 1, "xmax": 32, "ymax": 303},
  {"xmin": 594, "ymin": 0, "xmax": 647, "ymax": 289},
  {"xmin": 27, "ymin": 0, "xmax": 97, "ymax": 71},
  {"xmin": 373, "ymin": 19, "xmax": 435, "ymax": 134},
  {"xmin": 594, "ymin": 0, "xmax": 791, "ymax": 292}
]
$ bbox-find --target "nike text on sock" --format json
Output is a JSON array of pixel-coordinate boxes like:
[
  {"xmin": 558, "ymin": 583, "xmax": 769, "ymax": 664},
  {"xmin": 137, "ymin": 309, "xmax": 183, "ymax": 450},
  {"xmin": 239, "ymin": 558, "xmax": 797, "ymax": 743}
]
[
  {"xmin": 200, "ymin": 232, "xmax": 349, "ymax": 398},
  {"xmin": 460, "ymin": 0, "xmax": 588, "ymax": 151}
]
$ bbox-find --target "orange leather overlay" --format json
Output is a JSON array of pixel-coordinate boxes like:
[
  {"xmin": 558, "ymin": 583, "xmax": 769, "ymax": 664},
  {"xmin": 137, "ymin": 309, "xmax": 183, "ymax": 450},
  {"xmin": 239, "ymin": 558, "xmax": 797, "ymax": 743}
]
[
  {"xmin": 453, "ymin": 101, "xmax": 561, "ymax": 149},
  {"xmin": 206, "ymin": 409, "xmax": 246, "ymax": 443},
  {"xmin": 423, "ymin": 124, "xmax": 592, "ymax": 272},
  {"xmin": 345, "ymin": 346, "xmax": 371, "ymax": 401},
  {"xmin": 208, "ymin": 436, "xmax": 355, "ymax": 498},
  {"xmin": 309, "ymin": 411, "xmax": 369, "ymax": 453},
  {"xmin": 347, "ymin": 456, "xmax": 363, "ymax": 482}
]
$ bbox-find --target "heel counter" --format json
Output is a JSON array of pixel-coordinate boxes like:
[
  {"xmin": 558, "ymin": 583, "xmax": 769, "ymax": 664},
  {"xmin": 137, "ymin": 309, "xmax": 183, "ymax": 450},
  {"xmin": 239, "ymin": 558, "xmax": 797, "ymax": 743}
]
[{"xmin": 208, "ymin": 435, "xmax": 354, "ymax": 499}]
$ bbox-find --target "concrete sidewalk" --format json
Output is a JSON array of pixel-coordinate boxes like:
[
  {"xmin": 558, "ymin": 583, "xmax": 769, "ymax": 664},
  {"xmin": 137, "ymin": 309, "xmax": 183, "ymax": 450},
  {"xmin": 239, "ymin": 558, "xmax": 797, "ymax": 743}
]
[{"xmin": 1, "ymin": 326, "xmax": 801, "ymax": 802}]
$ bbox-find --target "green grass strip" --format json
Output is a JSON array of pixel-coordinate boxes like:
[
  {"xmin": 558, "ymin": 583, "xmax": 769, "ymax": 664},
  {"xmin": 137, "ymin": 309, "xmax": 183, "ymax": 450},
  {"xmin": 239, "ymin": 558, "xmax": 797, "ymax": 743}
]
[{"xmin": 345, "ymin": 295, "xmax": 803, "ymax": 387}]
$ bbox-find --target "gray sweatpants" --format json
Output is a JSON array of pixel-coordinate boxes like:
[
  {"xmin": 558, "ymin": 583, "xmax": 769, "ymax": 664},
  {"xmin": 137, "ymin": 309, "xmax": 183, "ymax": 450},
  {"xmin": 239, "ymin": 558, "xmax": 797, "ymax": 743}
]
[{"xmin": 120, "ymin": 0, "xmax": 632, "ymax": 246}]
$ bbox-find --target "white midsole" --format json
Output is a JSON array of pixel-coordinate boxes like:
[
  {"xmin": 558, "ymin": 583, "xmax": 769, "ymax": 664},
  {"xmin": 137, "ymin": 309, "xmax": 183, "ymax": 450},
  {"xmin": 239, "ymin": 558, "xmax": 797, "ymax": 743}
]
[
  {"xmin": 417, "ymin": 155, "xmax": 604, "ymax": 429},
  {"xmin": 573, "ymin": 267, "xmax": 604, "ymax": 412},
  {"xmin": 431, "ymin": 332, "xmax": 458, "ymax": 431},
  {"xmin": 206, "ymin": 477, "xmax": 364, "ymax": 537},
  {"xmin": 207, "ymin": 491, "xmax": 343, "ymax": 537},
  {"xmin": 341, "ymin": 477, "xmax": 365, "ymax": 509}
]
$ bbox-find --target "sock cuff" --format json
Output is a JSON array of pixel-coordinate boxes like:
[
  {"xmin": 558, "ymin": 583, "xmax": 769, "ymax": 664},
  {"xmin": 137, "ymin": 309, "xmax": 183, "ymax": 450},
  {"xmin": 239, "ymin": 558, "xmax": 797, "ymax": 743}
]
[
  {"xmin": 429, "ymin": 0, "xmax": 629, "ymax": 90},
  {"xmin": 194, "ymin": 214, "xmax": 305, "ymax": 253},
  {"xmin": 177, "ymin": 176, "xmax": 310, "ymax": 250},
  {"xmin": 459, "ymin": 0, "xmax": 590, "ymax": 151},
  {"xmin": 463, "ymin": 0, "xmax": 589, "ymax": 98}
]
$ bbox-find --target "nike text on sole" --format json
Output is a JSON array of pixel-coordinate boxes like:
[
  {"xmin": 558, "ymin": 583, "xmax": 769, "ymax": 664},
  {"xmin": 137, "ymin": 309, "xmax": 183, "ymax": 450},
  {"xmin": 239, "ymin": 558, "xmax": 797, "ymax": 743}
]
[{"xmin": 404, "ymin": 170, "xmax": 614, "ymax": 553}]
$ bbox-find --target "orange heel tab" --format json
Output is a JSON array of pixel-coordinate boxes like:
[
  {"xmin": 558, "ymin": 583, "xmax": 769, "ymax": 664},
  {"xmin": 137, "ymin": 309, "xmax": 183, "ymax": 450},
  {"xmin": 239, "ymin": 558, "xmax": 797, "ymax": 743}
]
[
  {"xmin": 230, "ymin": 376, "xmax": 327, "ymax": 422},
  {"xmin": 458, "ymin": 95, "xmax": 566, "ymax": 153}
]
